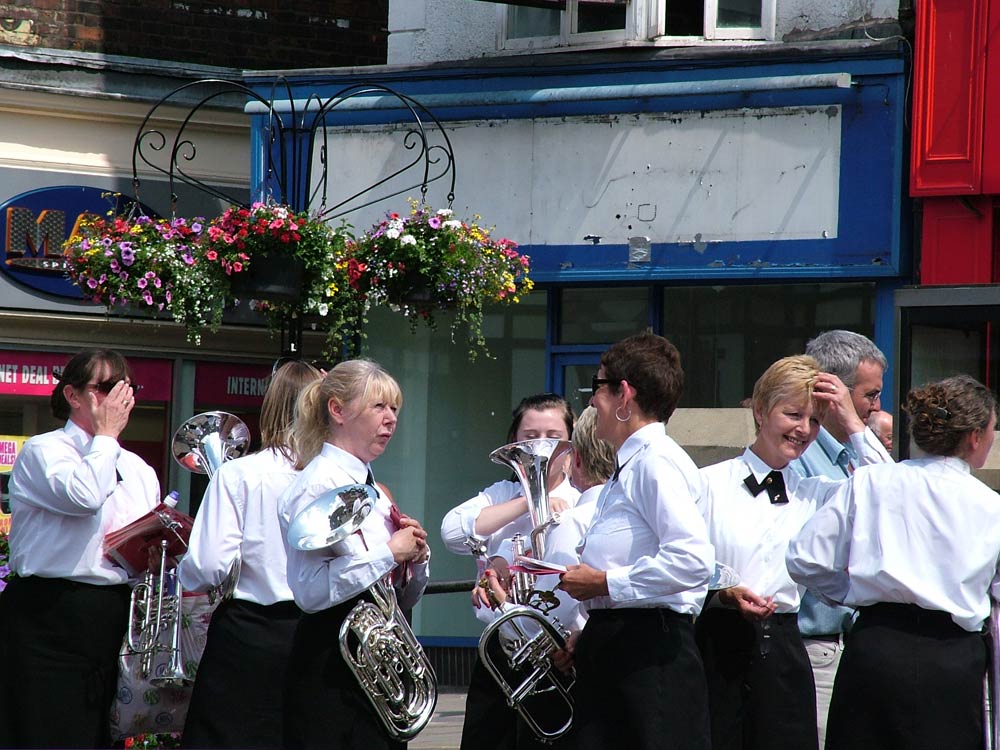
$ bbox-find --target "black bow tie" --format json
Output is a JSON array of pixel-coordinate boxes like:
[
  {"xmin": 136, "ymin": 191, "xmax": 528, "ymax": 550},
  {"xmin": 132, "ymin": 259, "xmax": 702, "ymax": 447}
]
[{"xmin": 744, "ymin": 470, "xmax": 787, "ymax": 504}]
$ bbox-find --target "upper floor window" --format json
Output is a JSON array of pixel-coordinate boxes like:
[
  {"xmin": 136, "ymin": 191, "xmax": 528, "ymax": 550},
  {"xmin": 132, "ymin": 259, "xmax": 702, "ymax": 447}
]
[{"xmin": 499, "ymin": 0, "xmax": 775, "ymax": 49}]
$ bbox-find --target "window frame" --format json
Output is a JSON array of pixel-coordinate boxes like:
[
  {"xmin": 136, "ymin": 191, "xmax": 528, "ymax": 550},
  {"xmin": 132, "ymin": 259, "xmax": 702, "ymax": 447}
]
[{"xmin": 496, "ymin": 0, "xmax": 776, "ymax": 50}]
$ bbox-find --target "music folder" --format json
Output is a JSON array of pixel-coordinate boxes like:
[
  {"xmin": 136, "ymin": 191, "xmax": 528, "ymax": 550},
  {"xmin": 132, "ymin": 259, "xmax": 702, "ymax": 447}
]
[
  {"xmin": 511, "ymin": 555, "xmax": 567, "ymax": 576},
  {"xmin": 103, "ymin": 503, "xmax": 194, "ymax": 576}
]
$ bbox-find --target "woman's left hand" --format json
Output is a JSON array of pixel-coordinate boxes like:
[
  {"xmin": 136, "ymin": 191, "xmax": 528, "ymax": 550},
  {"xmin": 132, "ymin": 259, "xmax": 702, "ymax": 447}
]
[
  {"xmin": 558, "ymin": 563, "xmax": 609, "ymax": 601},
  {"xmin": 397, "ymin": 515, "xmax": 429, "ymax": 563}
]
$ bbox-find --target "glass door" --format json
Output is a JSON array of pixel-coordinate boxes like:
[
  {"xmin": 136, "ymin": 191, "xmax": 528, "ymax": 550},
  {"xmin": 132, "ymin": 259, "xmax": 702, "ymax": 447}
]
[{"xmin": 894, "ymin": 285, "xmax": 1000, "ymax": 459}]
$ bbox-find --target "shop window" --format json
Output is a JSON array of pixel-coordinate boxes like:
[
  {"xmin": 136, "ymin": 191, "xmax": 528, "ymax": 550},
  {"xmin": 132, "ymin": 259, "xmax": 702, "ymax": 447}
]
[
  {"xmin": 662, "ymin": 282, "xmax": 876, "ymax": 408},
  {"xmin": 559, "ymin": 287, "xmax": 650, "ymax": 345},
  {"xmin": 500, "ymin": 0, "xmax": 774, "ymax": 49}
]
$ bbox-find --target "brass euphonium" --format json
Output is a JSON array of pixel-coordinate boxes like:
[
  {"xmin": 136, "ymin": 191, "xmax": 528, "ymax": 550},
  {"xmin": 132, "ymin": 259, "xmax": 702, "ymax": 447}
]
[
  {"xmin": 478, "ymin": 437, "xmax": 576, "ymax": 742},
  {"xmin": 287, "ymin": 483, "xmax": 438, "ymax": 741},
  {"xmin": 120, "ymin": 411, "xmax": 250, "ymax": 687}
]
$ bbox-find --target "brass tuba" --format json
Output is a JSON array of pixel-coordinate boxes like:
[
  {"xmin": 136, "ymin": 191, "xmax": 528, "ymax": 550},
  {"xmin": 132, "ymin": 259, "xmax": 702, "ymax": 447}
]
[
  {"xmin": 287, "ymin": 483, "xmax": 438, "ymax": 741},
  {"xmin": 120, "ymin": 411, "xmax": 250, "ymax": 686},
  {"xmin": 478, "ymin": 437, "xmax": 576, "ymax": 742}
]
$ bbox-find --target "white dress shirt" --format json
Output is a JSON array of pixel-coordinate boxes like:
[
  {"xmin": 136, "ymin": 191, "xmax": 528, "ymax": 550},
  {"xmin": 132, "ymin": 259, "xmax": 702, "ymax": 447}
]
[
  {"xmin": 8, "ymin": 420, "xmax": 159, "ymax": 585},
  {"xmin": 786, "ymin": 456, "xmax": 1000, "ymax": 632},
  {"xmin": 699, "ymin": 449, "xmax": 846, "ymax": 613},
  {"xmin": 179, "ymin": 448, "xmax": 299, "ymax": 605},
  {"xmin": 277, "ymin": 442, "xmax": 429, "ymax": 615},
  {"xmin": 476, "ymin": 483, "xmax": 600, "ymax": 632},
  {"xmin": 578, "ymin": 422, "xmax": 715, "ymax": 614},
  {"xmin": 440, "ymin": 476, "xmax": 579, "ymax": 558}
]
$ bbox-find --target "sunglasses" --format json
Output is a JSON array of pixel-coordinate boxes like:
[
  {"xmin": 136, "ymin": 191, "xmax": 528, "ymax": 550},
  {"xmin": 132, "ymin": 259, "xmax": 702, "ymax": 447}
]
[
  {"xmin": 591, "ymin": 376, "xmax": 616, "ymax": 394},
  {"xmin": 271, "ymin": 357, "xmax": 332, "ymax": 376},
  {"xmin": 85, "ymin": 380, "xmax": 142, "ymax": 394}
]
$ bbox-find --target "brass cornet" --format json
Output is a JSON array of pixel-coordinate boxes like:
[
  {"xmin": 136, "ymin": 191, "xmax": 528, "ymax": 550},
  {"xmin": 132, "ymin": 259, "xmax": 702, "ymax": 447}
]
[
  {"xmin": 119, "ymin": 411, "xmax": 250, "ymax": 686},
  {"xmin": 477, "ymin": 437, "xmax": 576, "ymax": 742}
]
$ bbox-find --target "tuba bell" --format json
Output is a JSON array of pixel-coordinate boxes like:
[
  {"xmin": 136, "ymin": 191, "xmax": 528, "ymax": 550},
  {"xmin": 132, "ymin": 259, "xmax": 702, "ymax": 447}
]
[
  {"xmin": 287, "ymin": 483, "xmax": 438, "ymax": 741},
  {"xmin": 478, "ymin": 437, "xmax": 576, "ymax": 742},
  {"xmin": 172, "ymin": 410, "xmax": 251, "ymax": 600}
]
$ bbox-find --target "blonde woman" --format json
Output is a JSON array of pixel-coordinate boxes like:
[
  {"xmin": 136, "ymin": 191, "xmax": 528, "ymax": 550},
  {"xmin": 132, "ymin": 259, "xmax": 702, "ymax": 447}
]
[
  {"xmin": 180, "ymin": 359, "xmax": 322, "ymax": 749},
  {"xmin": 277, "ymin": 359, "xmax": 429, "ymax": 750},
  {"xmin": 696, "ymin": 355, "xmax": 885, "ymax": 750}
]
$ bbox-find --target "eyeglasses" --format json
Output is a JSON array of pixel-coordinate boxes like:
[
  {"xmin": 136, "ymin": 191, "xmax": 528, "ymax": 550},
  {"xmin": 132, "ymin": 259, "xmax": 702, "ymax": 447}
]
[
  {"xmin": 851, "ymin": 388, "xmax": 882, "ymax": 405},
  {"xmin": 591, "ymin": 376, "xmax": 616, "ymax": 394},
  {"xmin": 86, "ymin": 380, "xmax": 142, "ymax": 394},
  {"xmin": 272, "ymin": 357, "xmax": 332, "ymax": 376}
]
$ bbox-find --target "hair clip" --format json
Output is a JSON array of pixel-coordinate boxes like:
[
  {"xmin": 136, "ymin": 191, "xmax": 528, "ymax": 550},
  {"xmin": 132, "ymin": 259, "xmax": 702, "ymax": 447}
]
[{"xmin": 932, "ymin": 406, "xmax": 951, "ymax": 420}]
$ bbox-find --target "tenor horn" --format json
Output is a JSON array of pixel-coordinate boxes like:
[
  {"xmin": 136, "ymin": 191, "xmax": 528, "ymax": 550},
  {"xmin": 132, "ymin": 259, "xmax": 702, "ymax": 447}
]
[
  {"xmin": 478, "ymin": 438, "xmax": 576, "ymax": 742},
  {"xmin": 287, "ymin": 483, "xmax": 438, "ymax": 741}
]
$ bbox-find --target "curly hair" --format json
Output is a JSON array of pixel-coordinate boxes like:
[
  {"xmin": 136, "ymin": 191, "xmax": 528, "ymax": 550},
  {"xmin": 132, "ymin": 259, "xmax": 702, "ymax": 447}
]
[{"xmin": 903, "ymin": 375, "xmax": 996, "ymax": 457}]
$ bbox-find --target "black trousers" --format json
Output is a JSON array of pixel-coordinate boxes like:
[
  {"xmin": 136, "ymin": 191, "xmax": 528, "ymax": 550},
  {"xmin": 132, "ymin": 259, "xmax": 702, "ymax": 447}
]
[
  {"xmin": 827, "ymin": 602, "xmax": 986, "ymax": 750},
  {"xmin": 696, "ymin": 608, "xmax": 818, "ymax": 750},
  {"xmin": 283, "ymin": 595, "xmax": 407, "ymax": 750},
  {"xmin": 181, "ymin": 598, "xmax": 301, "ymax": 749},
  {"xmin": 0, "ymin": 575, "xmax": 130, "ymax": 749},
  {"xmin": 567, "ymin": 607, "xmax": 711, "ymax": 750}
]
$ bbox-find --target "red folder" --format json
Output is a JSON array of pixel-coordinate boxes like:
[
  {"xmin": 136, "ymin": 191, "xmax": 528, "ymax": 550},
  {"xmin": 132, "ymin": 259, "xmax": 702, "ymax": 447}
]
[{"xmin": 103, "ymin": 503, "xmax": 193, "ymax": 576}]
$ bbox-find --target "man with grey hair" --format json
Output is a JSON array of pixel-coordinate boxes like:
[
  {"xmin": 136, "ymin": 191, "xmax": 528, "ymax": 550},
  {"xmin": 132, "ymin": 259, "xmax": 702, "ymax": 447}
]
[{"xmin": 790, "ymin": 329, "xmax": 892, "ymax": 749}]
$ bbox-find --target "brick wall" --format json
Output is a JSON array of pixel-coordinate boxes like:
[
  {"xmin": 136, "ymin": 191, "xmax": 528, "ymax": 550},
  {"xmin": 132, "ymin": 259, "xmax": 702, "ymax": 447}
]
[{"xmin": 0, "ymin": 0, "xmax": 388, "ymax": 69}]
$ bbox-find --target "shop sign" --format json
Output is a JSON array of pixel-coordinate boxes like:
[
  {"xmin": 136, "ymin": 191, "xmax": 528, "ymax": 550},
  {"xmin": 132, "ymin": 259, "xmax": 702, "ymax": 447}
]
[
  {"xmin": 0, "ymin": 436, "xmax": 26, "ymax": 473},
  {"xmin": 194, "ymin": 362, "xmax": 271, "ymax": 408},
  {"xmin": 0, "ymin": 186, "xmax": 145, "ymax": 300},
  {"xmin": 0, "ymin": 351, "xmax": 172, "ymax": 401}
]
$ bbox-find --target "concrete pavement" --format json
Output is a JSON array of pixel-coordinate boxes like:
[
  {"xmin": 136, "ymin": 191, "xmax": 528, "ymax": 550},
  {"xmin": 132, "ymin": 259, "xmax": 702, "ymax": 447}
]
[{"xmin": 411, "ymin": 690, "xmax": 466, "ymax": 750}]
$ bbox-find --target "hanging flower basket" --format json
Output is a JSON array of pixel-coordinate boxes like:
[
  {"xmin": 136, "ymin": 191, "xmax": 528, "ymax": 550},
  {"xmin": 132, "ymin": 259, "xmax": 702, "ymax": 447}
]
[
  {"xmin": 205, "ymin": 202, "xmax": 365, "ymax": 358},
  {"xmin": 229, "ymin": 252, "xmax": 306, "ymax": 302},
  {"xmin": 350, "ymin": 201, "xmax": 533, "ymax": 360},
  {"xmin": 62, "ymin": 213, "xmax": 231, "ymax": 345}
]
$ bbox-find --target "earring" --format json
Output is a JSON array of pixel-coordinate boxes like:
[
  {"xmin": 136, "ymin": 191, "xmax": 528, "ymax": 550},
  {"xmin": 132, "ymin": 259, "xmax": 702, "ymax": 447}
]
[{"xmin": 615, "ymin": 405, "xmax": 632, "ymax": 423}]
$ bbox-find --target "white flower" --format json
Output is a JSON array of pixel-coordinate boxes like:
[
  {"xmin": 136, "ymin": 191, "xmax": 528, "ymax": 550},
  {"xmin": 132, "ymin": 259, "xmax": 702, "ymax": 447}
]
[
  {"xmin": 386, "ymin": 227, "xmax": 401, "ymax": 239},
  {"xmin": 317, "ymin": 303, "xmax": 329, "ymax": 317},
  {"xmin": 400, "ymin": 234, "xmax": 417, "ymax": 246},
  {"xmin": 443, "ymin": 220, "xmax": 462, "ymax": 229},
  {"xmin": 436, "ymin": 208, "xmax": 454, "ymax": 217}
]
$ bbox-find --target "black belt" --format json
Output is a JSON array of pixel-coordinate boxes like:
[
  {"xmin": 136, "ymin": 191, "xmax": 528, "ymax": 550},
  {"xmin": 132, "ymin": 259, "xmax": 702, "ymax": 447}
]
[
  {"xmin": 589, "ymin": 607, "xmax": 694, "ymax": 624},
  {"xmin": 11, "ymin": 575, "xmax": 129, "ymax": 594},
  {"xmin": 857, "ymin": 602, "xmax": 966, "ymax": 636}
]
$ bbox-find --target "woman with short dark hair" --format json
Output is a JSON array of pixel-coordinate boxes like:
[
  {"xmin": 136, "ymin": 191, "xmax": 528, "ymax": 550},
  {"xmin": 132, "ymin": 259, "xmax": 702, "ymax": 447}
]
[
  {"xmin": 559, "ymin": 332, "xmax": 715, "ymax": 750},
  {"xmin": 787, "ymin": 374, "xmax": 1000, "ymax": 750}
]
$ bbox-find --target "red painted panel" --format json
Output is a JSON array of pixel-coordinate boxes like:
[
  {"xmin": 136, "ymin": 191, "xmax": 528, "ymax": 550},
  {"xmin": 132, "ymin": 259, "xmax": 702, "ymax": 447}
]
[
  {"xmin": 920, "ymin": 197, "xmax": 994, "ymax": 284},
  {"xmin": 911, "ymin": 0, "xmax": 987, "ymax": 196},
  {"xmin": 982, "ymin": 0, "xmax": 1000, "ymax": 192},
  {"xmin": 0, "ymin": 350, "xmax": 172, "ymax": 401}
]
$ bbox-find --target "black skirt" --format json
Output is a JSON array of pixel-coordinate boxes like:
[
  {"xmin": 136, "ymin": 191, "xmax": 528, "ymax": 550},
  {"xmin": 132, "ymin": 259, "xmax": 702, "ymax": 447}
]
[
  {"xmin": 181, "ymin": 598, "xmax": 301, "ymax": 749},
  {"xmin": 0, "ymin": 575, "xmax": 130, "ymax": 749},
  {"xmin": 826, "ymin": 602, "xmax": 986, "ymax": 750},
  {"xmin": 283, "ymin": 594, "xmax": 408, "ymax": 750},
  {"xmin": 695, "ymin": 608, "xmax": 818, "ymax": 750}
]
